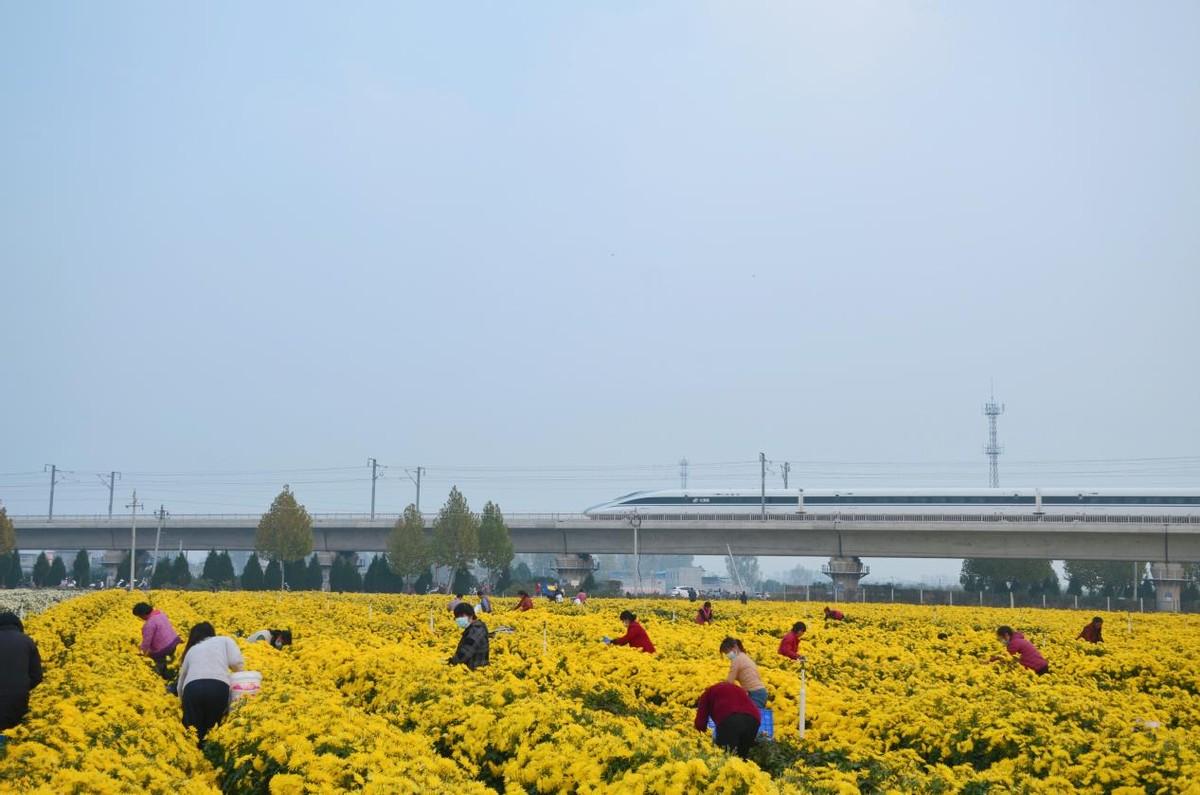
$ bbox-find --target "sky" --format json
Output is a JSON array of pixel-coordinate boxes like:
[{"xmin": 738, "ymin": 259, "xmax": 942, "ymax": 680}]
[{"xmin": 2, "ymin": 2, "xmax": 1198, "ymax": 583}]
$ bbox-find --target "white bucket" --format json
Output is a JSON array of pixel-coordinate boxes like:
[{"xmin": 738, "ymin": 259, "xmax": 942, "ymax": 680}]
[{"xmin": 229, "ymin": 670, "xmax": 262, "ymax": 703}]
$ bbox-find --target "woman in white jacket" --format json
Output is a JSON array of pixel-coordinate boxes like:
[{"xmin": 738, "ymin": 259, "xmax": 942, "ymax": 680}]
[{"xmin": 177, "ymin": 622, "xmax": 244, "ymax": 745}]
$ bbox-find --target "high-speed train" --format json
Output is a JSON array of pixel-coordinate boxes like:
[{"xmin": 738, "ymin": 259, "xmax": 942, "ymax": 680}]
[{"xmin": 583, "ymin": 488, "xmax": 1200, "ymax": 516}]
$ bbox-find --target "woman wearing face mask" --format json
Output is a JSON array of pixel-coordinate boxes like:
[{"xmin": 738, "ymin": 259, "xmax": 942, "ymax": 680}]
[
  {"xmin": 721, "ymin": 637, "xmax": 767, "ymax": 709},
  {"xmin": 449, "ymin": 603, "xmax": 489, "ymax": 670}
]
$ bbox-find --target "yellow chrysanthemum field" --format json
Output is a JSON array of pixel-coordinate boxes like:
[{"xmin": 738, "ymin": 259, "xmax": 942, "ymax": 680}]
[{"xmin": 2, "ymin": 591, "xmax": 1199, "ymax": 794}]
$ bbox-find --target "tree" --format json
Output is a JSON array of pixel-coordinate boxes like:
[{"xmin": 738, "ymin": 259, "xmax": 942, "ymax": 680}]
[
  {"xmin": 451, "ymin": 566, "xmax": 476, "ymax": 595},
  {"xmin": 284, "ymin": 558, "xmax": 308, "ymax": 590},
  {"xmin": 329, "ymin": 555, "xmax": 362, "ymax": 593},
  {"xmin": 431, "ymin": 487, "xmax": 479, "ymax": 585},
  {"xmin": 47, "ymin": 555, "xmax": 67, "ymax": 587},
  {"xmin": 3, "ymin": 553, "xmax": 22, "ymax": 588},
  {"xmin": 263, "ymin": 559, "xmax": 282, "ymax": 590},
  {"xmin": 0, "ymin": 506, "xmax": 15, "ymax": 557},
  {"xmin": 241, "ymin": 553, "xmax": 265, "ymax": 591},
  {"xmin": 959, "ymin": 559, "xmax": 1057, "ymax": 593},
  {"xmin": 304, "ymin": 554, "xmax": 324, "ymax": 590},
  {"xmin": 512, "ymin": 561, "xmax": 533, "ymax": 584},
  {"xmin": 414, "ymin": 568, "xmax": 433, "ymax": 594},
  {"xmin": 388, "ymin": 504, "xmax": 431, "ymax": 591},
  {"xmin": 214, "ymin": 551, "xmax": 236, "ymax": 587},
  {"xmin": 727, "ymin": 555, "xmax": 761, "ymax": 591},
  {"xmin": 1063, "ymin": 560, "xmax": 1135, "ymax": 596},
  {"xmin": 256, "ymin": 485, "xmax": 313, "ymax": 590},
  {"xmin": 171, "ymin": 553, "xmax": 192, "ymax": 587},
  {"xmin": 32, "ymin": 552, "xmax": 50, "ymax": 587},
  {"xmin": 477, "ymin": 501, "xmax": 514, "ymax": 587},
  {"xmin": 72, "ymin": 549, "xmax": 90, "ymax": 586},
  {"xmin": 151, "ymin": 557, "xmax": 173, "ymax": 588},
  {"xmin": 202, "ymin": 550, "xmax": 222, "ymax": 583}
]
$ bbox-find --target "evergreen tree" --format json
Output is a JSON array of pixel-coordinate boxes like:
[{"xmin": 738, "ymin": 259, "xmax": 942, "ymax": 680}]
[
  {"xmin": 512, "ymin": 561, "xmax": 533, "ymax": 584},
  {"xmin": 432, "ymin": 488, "xmax": 479, "ymax": 587},
  {"xmin": 0, "ymin": 506, "xmax": 15, "ymax": 557},
  {"xmin": 151, "ymin": 557, "xmax": 173, "ymax": 588},
  {"xmin": 363, "ymin": 555, "xmax": 383, "ymax": 593},
  {"xmin": 171, "ymin": 553, "xmax": 192, "ymax": 587},
  {"xmin": 451, "ymin": 566, "xmax": 476, "ymax": 595},
  {"xmin": 284, "ymin": 558, "xmax": 308, "ymax": 590},
  {"xmin": 217, "ymin": 551, "xmax": 236, "ymax": 586},
  {"xmin": 477, "ymin": 502, "xmax": 514, "ymax": 587},
  {"xmin": 263, "ymin": 558, "xmax": 282, "ymax": 590},
  {"xmin": 256, "ymin": 485, "xmax": 314, "ymax": 590},
  {"xmin": 241, "ymin": 553, "xmax": 265, "ymax": 591},
  {"xmin": 201, "ymin": 552, "xmax": 223, "ymax": 583},
  {"xmin": 330, "ymin": 555, "xmax": 363, "ymax": 593},
  {"xmin": 388, "ymin": 504, "xmax": 431, "ymax": 591},
  {"xmin": 579, "ymin": 572, "xmax": 597, "ymax": 593},
  {"xmin": 202, "ymin": 550, "xmax": 222, "ymax": 583},
  {"xmin": 413, "ymin": 568, "xmax": 433, "ymax": 593},
  {"xmin": 72, "ymin": 549, "xmax": 90, "ymax": 586},
  {"xmin": 32, "ymin": 552, "xmax": 50, "ymax": 587},
  {"xmin": 4, "ymin": 552, "xmax": 22, "ymax": 588},
  {"xmin": 494, "ymin": 565, "xmax": 513, "ymax": 595},
  {"xmin": 305, "ymin": 554, "xmax": 324, "ymax": 590},
  {"xmin": 48, "ymin": 555, "xmax": 67, "ymax": 587}
]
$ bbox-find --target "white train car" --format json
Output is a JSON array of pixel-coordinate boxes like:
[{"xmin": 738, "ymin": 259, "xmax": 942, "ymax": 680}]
[{"xmin": 583, "ymin": 487, "xmax": 1200, "ymax": 517}]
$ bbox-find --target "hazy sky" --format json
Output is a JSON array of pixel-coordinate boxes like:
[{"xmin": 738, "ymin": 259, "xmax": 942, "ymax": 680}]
[{"xmin": 2, "ymin": 3, "xmax": 1197, "ymax": 581}]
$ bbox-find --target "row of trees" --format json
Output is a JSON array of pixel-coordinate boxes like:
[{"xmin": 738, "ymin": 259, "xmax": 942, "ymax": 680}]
[
  {"xmin": 253, "ymin": 485, "xmax": 514, "ymax": 591},
  {"xmin": 959, "ymin": 558, "xmax": 1164, "ymax": 597}
]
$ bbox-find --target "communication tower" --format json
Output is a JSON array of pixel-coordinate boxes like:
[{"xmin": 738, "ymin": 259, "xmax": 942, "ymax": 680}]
[{"xmin": 983, "ymin": 389, "xmax": 1004, "ymax": 487}]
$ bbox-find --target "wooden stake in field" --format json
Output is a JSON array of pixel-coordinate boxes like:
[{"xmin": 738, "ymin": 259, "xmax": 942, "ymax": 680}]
[{"xmin": 798, "ymin": 660, "xmax": 807, "ymax": 739}]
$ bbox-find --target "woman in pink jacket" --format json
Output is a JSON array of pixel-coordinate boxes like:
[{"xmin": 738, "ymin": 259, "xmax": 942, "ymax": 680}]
[
  {"xmin": 994, "ymin": 626, "xmax": 1048, "ymax": 676},
  {"xmin": 133, "ymin": 602, "xmax": 182, "ymax": 680}
]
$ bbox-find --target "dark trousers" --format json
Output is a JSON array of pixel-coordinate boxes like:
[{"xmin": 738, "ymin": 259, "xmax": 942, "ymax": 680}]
[
  {"xmin": 715, "ymin": 712, "xmax": 760, "ymax": 759},
  {"xmin": 0, "ymin": 690, "xmax": 30, "ymax": 732},
  {"xmin": 151, "ymin": 639, "xmax": 180, "ymax": 680},
  {"xmin": 182, "ymin": 679, "xmax": 230, "ymax": 745},
  {"xmin": 1035, "ymin": 664, "xmax": 1050, "ymax": 676}
]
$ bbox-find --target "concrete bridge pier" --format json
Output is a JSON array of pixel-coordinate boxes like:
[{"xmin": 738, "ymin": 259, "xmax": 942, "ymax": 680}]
[
  {"xmin": 316, "ymin": 552, "xmax": 336, "ymax": 592},
  {"xmin": 554, "ymin": 553, "xmax": 598, "ymax": 589},
  {"xmin": 101, "ymin": 550, "xmax": 124, "ymax": 586},
  {"xmin": 822, "ymin": 556, "xmax": 870, "ymax": 598},
  {"xmin": 1150, "ymin": 562, "xmax": 1189, "ymax": 613}
]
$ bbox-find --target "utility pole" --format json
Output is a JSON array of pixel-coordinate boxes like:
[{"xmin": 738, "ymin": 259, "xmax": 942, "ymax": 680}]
[
  {"xmin": 367, "ymin": 458, "xmax": 385, "ymax": 520},
  {"xmin": 781, "ymin": 461, "xmax": 790, "ymax": 489},
  {"xmin": 150, "ymin": 505, "xmax": 168, "ymax": 583},
  {"xmin": 126, "ymin": 491, "xmax": 143, "ymax": 591},
  {"xmin": 44, "ymin": 464, "xmax": 65, "ymax": 521},
  {"xmin": 407, "ymin": 467, "xmax": 425, "ymax": 513},
  {"xmin": 679, "ymin": 458, "xmax": 688, "ymax": 489},
  {"xmin": 759, "ymin": 452, "xmax": 767, "ymax": 518},
  {"xmin": 98, "ymin": 471, "xmax": 121, "ymax": 518}
]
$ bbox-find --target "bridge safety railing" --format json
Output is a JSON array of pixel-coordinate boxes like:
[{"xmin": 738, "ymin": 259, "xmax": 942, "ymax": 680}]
[{"xmin": 12, "ymin": 512, "xmax": 1200, "ymax": 525}]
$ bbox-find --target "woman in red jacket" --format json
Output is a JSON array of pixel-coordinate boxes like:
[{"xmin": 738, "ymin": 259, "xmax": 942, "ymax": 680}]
[
  {"xmin": 604, "ymin": 610, "xmax": 656, "ymax": 654},
  {"xmin": 778, "ymin": 621, "xmax": 807, "ymax": 660},
  {"xmin": 994, "ymin": 626, "xmax": 1049, "ymax": 675},
  {"xmin": 694, "ymin": 681, "xmax": 760, "ymax": 758}
]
